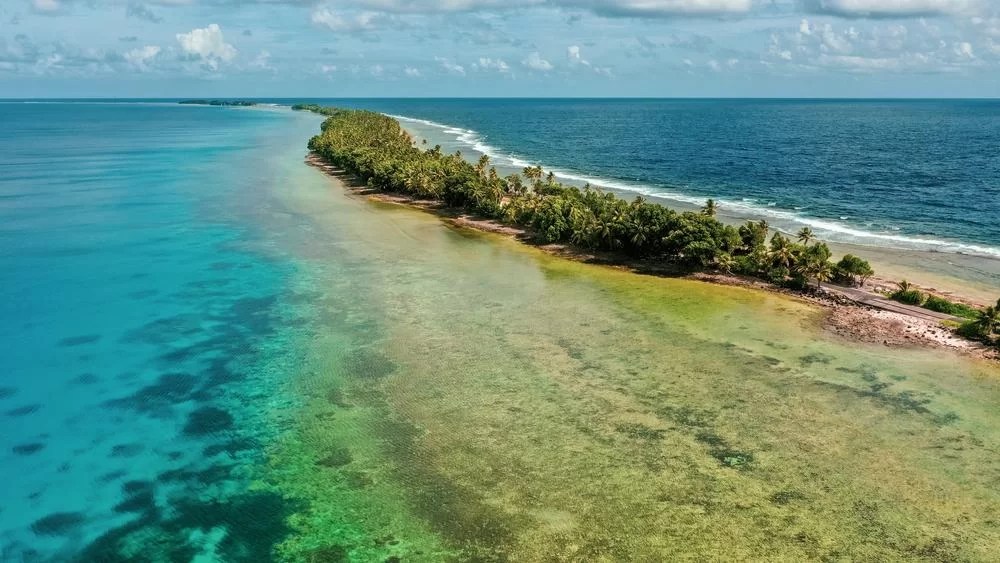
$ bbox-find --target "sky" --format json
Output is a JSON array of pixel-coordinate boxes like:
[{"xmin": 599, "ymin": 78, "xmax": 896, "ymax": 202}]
[{"xmin": 2, "ymin": 0, "xmax": 1000, "ymax": 97}]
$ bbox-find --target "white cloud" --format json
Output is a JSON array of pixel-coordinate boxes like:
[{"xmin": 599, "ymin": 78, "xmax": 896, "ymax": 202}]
[
  {"xmin": 322, "ymin": 0, "xmax": 752, "ymax": 17},
  {"xmin": 123, "ymin": 45, "xmax": 160, "ymax": 68},
  {"xmin": 311, "ymin": 8, "xmax": 389, "ymax": 32},
  {"xmin": 32, "ymin": 0, "xmax": 60, "ymax": 13},
  {"xmin": 435, "ymin": 56, "xmax": 466, "ymax": 74},
  {"xmin": 522, "ymin": 51, "xmax": 553, "ymax": 70},
  {"xmin": 954, "ymin": 41, "xmax": 974, "ymax": 57},
  {"xmin": 176, "ymin": 24, "xmax": 237, "ymax": 69},
  {"xmin": 370, "ymin": 63, "xmax": 384, "ymax": 76},
  {"xmin": 251, "ymin": 49, "xmax": 274, "ymax": 71},
  {"xmin": 321, "ymin": 64, "xmax": 338, "ymax": 73},
  {"xmin": 567, "ymin": 44, "xmax": 590, "ymax": 65},
  {"xmin": 404, "ymin": 65, "xmax": 421, "ymax": 76},
  {"xmin": 476, "ymin": 57, "xmax": 511, "ymax": 72},
  {"xmin": 801, "ymin": 0, "xmax": 981, "ymax": 18}
]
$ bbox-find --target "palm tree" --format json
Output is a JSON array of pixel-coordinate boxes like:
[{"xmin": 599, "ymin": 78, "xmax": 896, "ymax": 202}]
[
  {"xmin": 716, "ymin": 253, "xmax": 735, "ymax": 274},
  {"xmin": 522, "ymin": 165, "xmax": 543, "ymax": 183},
  {"xmin": 475, "ymin": 154, "xmax": 491, "ymax": 178},
  {"xmin": 769, "ymin": 233, "xmax": 795, "ymax": 269},
  {"xmin": 702, "ymin": 199, "xmax": 718, "ymax": 217},
  {"xmin": 972, "ymin": 304, "xmax": 999, "ymax": 336},
  {"xmin": 813, "ymin": 260, "xmax": 833, "ymax": 289},
  {"xmin": 797, "ymin": 227, "xmax": 815, "ymax": 246},
  {"xmin": 896, "ymin": 280, "xmax": 912, "ymax": 293}
]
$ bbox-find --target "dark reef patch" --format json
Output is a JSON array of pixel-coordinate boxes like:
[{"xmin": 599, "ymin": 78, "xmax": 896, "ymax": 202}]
[
  {"xmin": 6, "ymin": 404, "xmax": 41, "ymax": 417},
  {"xmin": 183, "ymin": 406, "xmax": 234, "ymax": 436},
  {"xmin": 615, "ymin": 423, "xmax": 665, "ymax": 440},
  {"xmin": 343, "ymin": 347, "xmax": 397, "ymax": 380},
  {"xmin": 76, "ymin": 491, "xmax": 298, "ymax": 563},
  {"xmin": 114, "ymin": 491, "xmax": 157, "ymax": 515},
  {"xmin": 318, "ymin": 447, "xmax": 353, "ymax": 468},
  {"xmin": 0, "ymin": 386, "xmax": 16, "ymax": 400},
  {"xmin": 799, "ymin": 352, "xmax": 835, "ymax": 367},
  {"xmin": 57, "ymin": 334, "xmax": 102, "ymax": 347},
  {"xmin": 696, "ymin": 431, "xmax": 755, "ymax": 471},
  {"xmin": 158, "ymin": 464, "xmax": 232, "ymax": 487},
  {"xmin": 31, "ymin": 512, "xmax": 86, "ymax": 536},
  {"xmin": 106, "ymin": 372, "xmax": 198, "ymax": 415},
  {"xmin": 12, "ymin": 443, "xmax": 45, "ymax": 455},
  {"xmin": 770, "ymin": 490, "xmax": 807, "ymax": 505},
  {"xmin": 98, "ymin": 470, "xmax": 128, "ymax": 483},
  {"xmin": 202, "ymin": 438, "xmax": 257, "ymax": 458},
  {"xmin": 70, "ymin": 373, "xmax": 100, "ymax": 385},
  {"xmin": 110, "ymin": 443, "xmax": 144, "ymax": 458},
  {"xmin": 122, "ymin": 314, "xmax": 204, "ymax": 345}
]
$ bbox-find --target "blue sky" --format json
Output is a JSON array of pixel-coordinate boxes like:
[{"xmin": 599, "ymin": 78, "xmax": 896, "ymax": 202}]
[{"xmin": 2, "ymin": 0, "xmax": 1000, "ymax": 97}]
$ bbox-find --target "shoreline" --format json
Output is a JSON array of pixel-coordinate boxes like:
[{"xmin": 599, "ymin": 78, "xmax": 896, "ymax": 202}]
[
  {"xmin": 305, "ymin": 153, "xmax": 995, "ymax": 361},
  {"xmin": 397, "ymin": 119, "xmax": 1000, "ymax": 306}
]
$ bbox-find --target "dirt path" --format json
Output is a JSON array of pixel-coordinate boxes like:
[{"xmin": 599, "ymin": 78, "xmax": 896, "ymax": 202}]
[{"xmin": 825, "ymin": 285, "xmax": 961, "ymax": 323}]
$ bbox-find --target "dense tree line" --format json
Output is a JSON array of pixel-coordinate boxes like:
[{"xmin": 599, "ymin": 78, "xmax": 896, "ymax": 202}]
[{"xmin": 300, "ymin": 107, "xmax": 869, "ymax": 291}]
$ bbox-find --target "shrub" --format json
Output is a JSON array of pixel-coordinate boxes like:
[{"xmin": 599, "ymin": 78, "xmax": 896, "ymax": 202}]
[
  {"xmin": 957, "ymin": 320, "xmax": 989, "ymax": 340},
  {"xmin": 835, "ymin": 254, "xmax": 874, "ymax": 287},
  {"xmin": 890, "ymin": 289, "xmax": 924, "ymax": 305},
  {"xmin": 923, "ymin": 295, "xmax": 980, "ymax": 320},
  {"xmin": 889, "ymin": 280, "xmax": 923, "ymax": 305}
]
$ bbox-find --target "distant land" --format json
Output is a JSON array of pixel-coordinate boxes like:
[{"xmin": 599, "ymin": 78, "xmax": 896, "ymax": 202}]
[{"xmin": 178, "ymin": 100, "xmax": 257, "ymax": 107}]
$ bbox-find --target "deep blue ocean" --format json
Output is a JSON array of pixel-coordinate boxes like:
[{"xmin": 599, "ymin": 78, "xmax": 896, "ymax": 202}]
[
  {"xmin": 0, "ymin": 103, "xmax": 322, "ymax": 561},
  {"xmin": 294, "ymin": 98, "xmax": 1000, "ymax": 257}
]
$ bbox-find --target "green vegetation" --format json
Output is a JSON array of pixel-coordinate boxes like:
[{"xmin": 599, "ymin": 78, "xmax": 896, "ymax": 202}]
[
  {"xmin": 303, "ymin": 107, "xmax": 855, "ymax": 292},
  {"xmin": 923, "ymin": 295, "xmax": 980, "ymax": 320},
  {"xmin": 957, "ymin": 299, "xmax": 1000, "ymax": 345},
  {"xmin": 889, "ymin": 280, "xmax": 924, "ymax": 305},
  {"xmin": 834, "ymin": 254, "xmax": 874, "ymax": 287},
  {"xmin": 178, "ymin": 100, "xmax": 257, "ymax": 106}
]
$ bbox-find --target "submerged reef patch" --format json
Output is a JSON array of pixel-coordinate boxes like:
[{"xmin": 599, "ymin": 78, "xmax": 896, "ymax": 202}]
[
  {"xmin": 31, "ymin": 512, "xmax": 86, "ymax": 536},
  {"xmin": 183, "ymin": 406, "xmax": 235, "ymax": 436},
  {"xmin": 57, "ymin": 334, "xmax": 102, "ymax": 347},
  {"xmin": 12, "ymin": 442, "xmax": 45, "ymax": 455}
]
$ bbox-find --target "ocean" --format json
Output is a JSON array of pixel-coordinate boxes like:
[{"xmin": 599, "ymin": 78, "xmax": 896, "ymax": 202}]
[
  {"xmin": 0, "ymin": 102, "xmax": 317, "ymax": 560},
  {"xmin": 2, "ymin": 101, "xmax": 1000, "ymax": 561},
  {"xmin": 298, "ymin": 98, "xmax": 1000, "ymax": 258}
]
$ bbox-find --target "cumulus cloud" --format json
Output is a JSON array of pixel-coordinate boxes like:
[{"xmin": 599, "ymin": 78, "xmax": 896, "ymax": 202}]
[
  {"xmin": 522, "ymin": 51, "xmax": 553, "ymax": 70},
  {"xmin": 801, "ymin": 0, "xmax": 981, "ymax": 18},
  {"xmin": 176, "ymin": 24, "xmax": 237, "ymax": 69},
  {"xmin": 435, "ymin": 56, "xmax": 466, "ymax": 74},
  {"xmin": 123, "ymin": 45, "xmax": 160, "ymax": 68},
  {"xmin": 32, "ymin": 0, "xmax": 61, "ymax": 13},
  {"xmin": 475, "ymin": 56, "xmax": 511, "ymax": 72},
  {"xmin": 567, "ymin": 44, "xmax": 590, "ymax": 65},
  {"xmin": 765, "ymin": 16, "xmax": 989, "ymax": 73},
  {"xmin": 404, "ymin": 65, "xmax": 421, "ymax": 76},
  {"xmin": 311, "ymin": 8, "xmax": 387, "ymax": 32}
]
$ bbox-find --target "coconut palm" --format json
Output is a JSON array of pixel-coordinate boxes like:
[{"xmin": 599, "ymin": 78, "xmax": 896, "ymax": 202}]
[
  {"xmin": 701, "ymin": 199, "xmax": 718, "ymax": 217},
  {"xmin": 813, "ymin": 260, "xmax": 834, "ymax": 289},
  {"xmin": 797, "ymin": 227, "xmax": 815, "ymax": 246},
  {"xmin": 769, "ymin": 233, "xmax": 796, "ymax": 269},
  {"xmin": 971, "ymin": 304, "xmax": 999, "ymax": 336}
]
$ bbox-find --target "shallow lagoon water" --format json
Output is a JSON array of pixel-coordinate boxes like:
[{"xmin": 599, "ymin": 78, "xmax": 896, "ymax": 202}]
[{"xmin": 2, "ymin": 104, "xmax": 1000, "ymax": 561}]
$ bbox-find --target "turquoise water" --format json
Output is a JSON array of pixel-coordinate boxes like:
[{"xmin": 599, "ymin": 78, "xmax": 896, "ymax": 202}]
[
  {"xmin": 0, "ymin": 103, "xmax": 316, "ymax": 560},
  {"xmin": 3, "ymin": 101, "xmax": 1000, "ymax": 561},
  {"xmin": 287, "ymin": 98, "xmax": 1000, "ymax": 258}
]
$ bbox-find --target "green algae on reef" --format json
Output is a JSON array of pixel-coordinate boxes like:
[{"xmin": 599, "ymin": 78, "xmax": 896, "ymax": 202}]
[{"xmin": 259, "ymin": 141, "xmax": 1000, "ymax": 561}]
